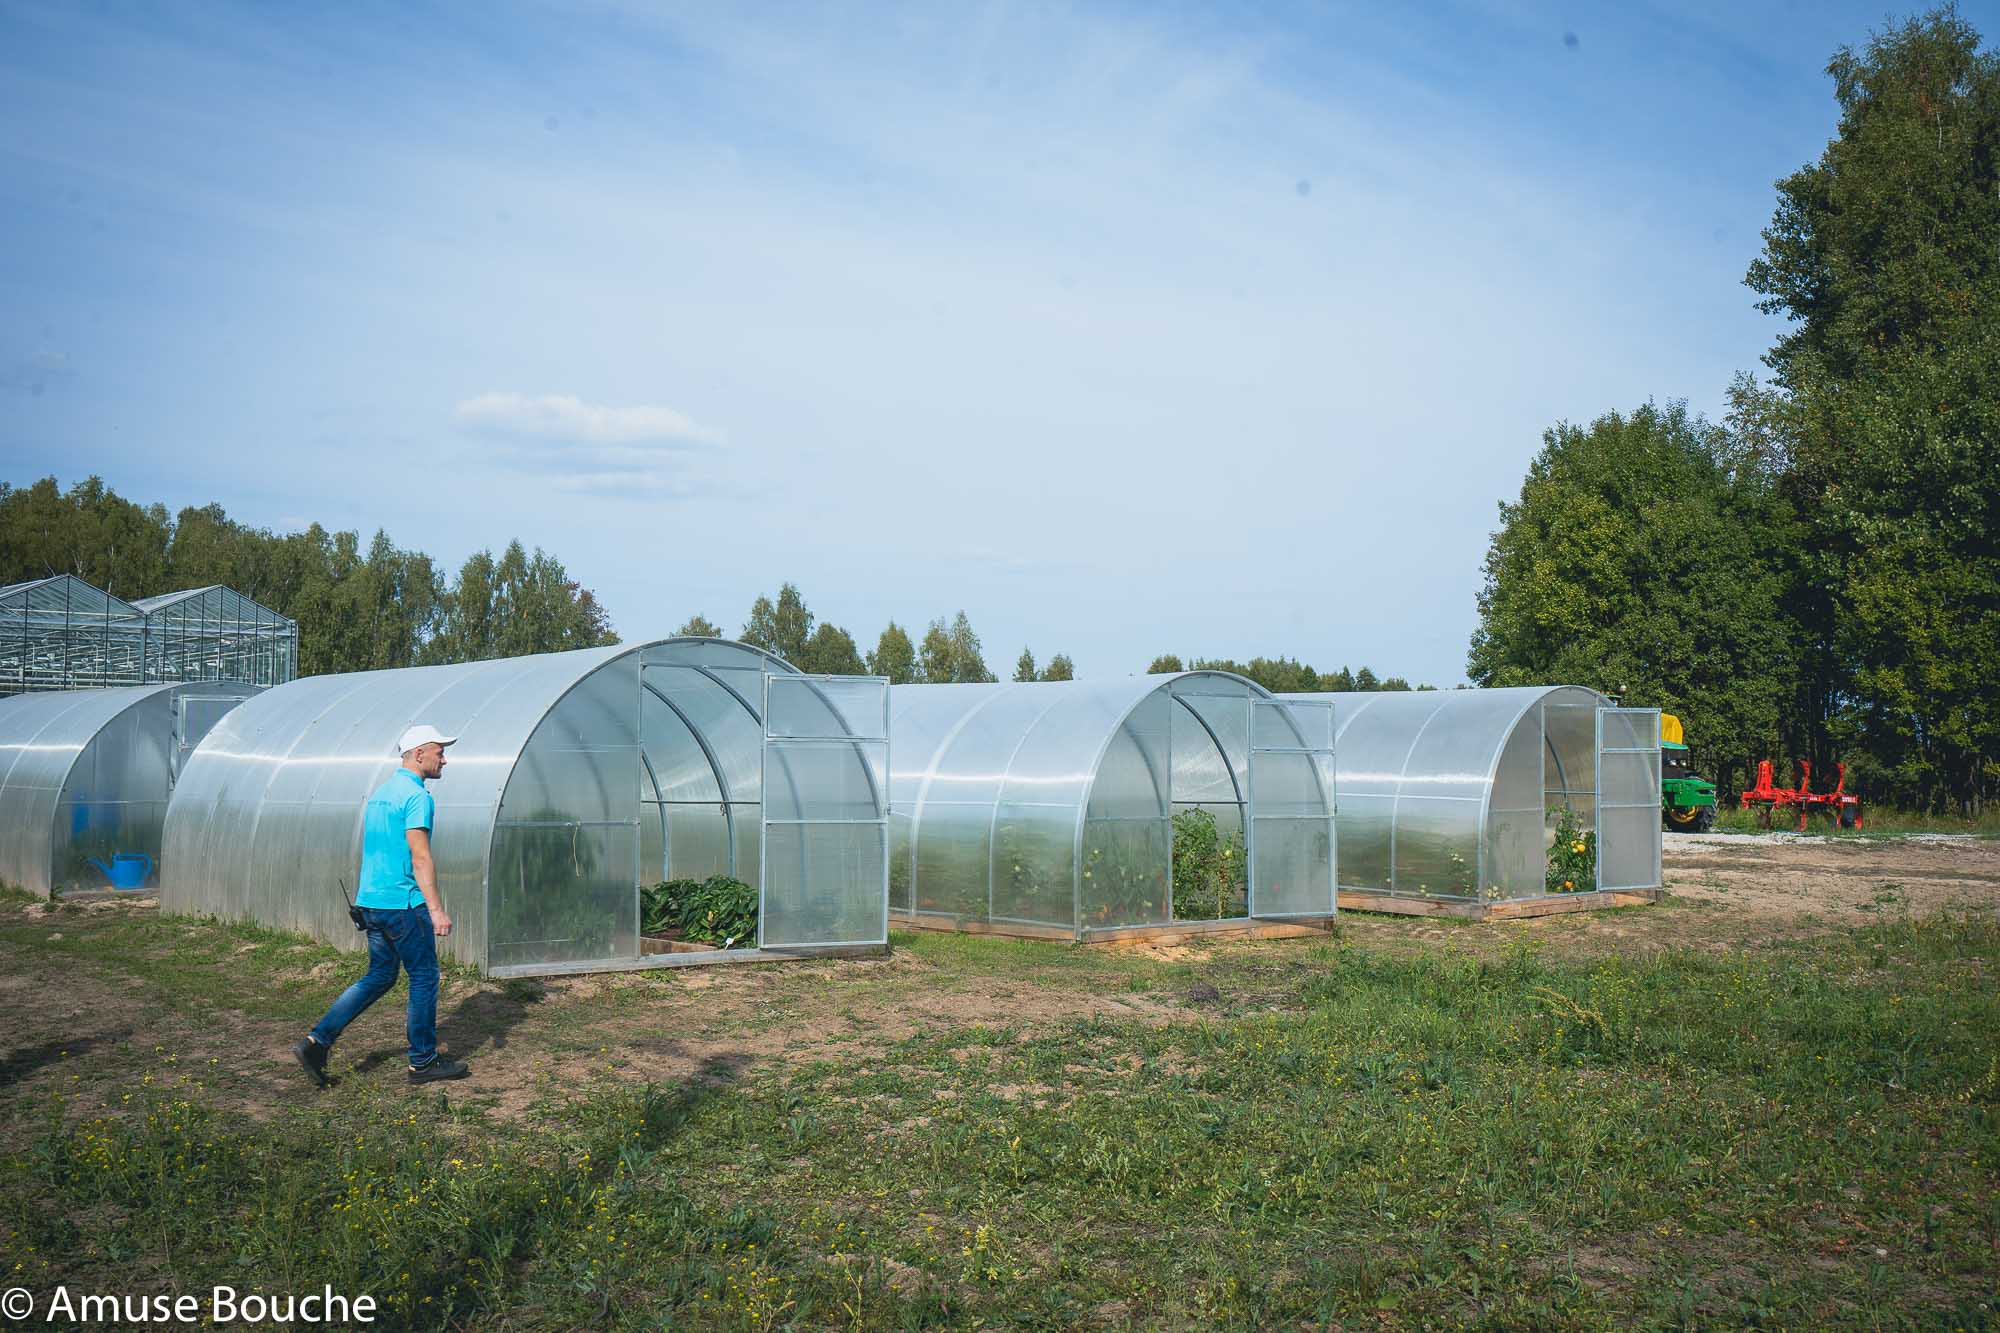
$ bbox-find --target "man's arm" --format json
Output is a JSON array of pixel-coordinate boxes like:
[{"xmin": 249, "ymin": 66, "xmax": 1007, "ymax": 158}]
[{"xmin": 406, "ymin": 828, "xmax": 452, "ymax": 936}]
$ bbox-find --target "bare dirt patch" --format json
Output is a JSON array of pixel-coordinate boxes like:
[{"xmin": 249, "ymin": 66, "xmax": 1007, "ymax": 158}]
[{"xmin": 1662, "ymin": 833, "xmax": 1999, "ymax": 923}]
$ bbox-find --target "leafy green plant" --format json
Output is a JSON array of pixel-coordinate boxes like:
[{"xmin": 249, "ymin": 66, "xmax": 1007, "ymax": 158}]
[
  {"xmin": 1171, "ymin": 808, "xmax": 1245, "ymax": 921},
  {"xmin": 1545, "ymin": 805, "xmax": 1595, "ymax": 893},
  {"xmin": 642, "ymin": 875, "xmax": 757, "ymax": 947}
]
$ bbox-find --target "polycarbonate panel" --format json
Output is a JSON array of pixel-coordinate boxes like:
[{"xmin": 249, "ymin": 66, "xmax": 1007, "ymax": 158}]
[
  {"xmin": 1247, "ymin": 699, "xmax": 1336, "ymax": 918},
  {"xmin": 1487, "ymin": 810, "xmax": 1544, "ymax": 900},
  {"xmin": 1080, "ymin": 816, "xmax": 1168, "ymax": 929},
  {"xmin": 760, "ymin": 674, "xmax": 890, "ymax": 950},
  {"xmin": 664, "ymin": 803, "xmax": 731, "ymax": 881},
  {"xmin": 991, "ymin": 800, "xmax": 1077, "ymax": 925},
  {"xmin": 0, "ymin": 683, "xmax": 255, "ymax": 895},
  {"xmin": 765, "ymin": 676, "xmax": 888, "ymax": 741},
  {"xmin": 639, "ymin": 662, "xmax": 762, "ymax": 804},
  {"xmin": 760, "ymin": 822, "xmax": 887, "ymax": 947},
  {"xmin": 489, "ymin": 820, "xmax": 640, "ymax": 968},
  {"xmin": 1544, "ymin": 704, "xmax": 1597, "ymax": 806},
  {"xmin": 1247, "ymin": 817, "xmax": 1331, "ymax": 913},
  {"xmin": 162, "ymin": 637, "xmax": 802, "ymax": 974},
  {"xmin": 1087, "ymin": 696, "xmax": 1171, "ymax": 822},
  {"xmin": 1484, "ymin": 708, "xmax": 1545, "ymax": 899},
  {"xmin": 734, "ymin": 803, "xmax": 763, "ymax": 887},
  {"xmin": 1174, "ymin": 691, "xmax": 1251, "ymax": 802},
  {"xmin": 639, "ymin": 680, "xmax": 723, "ymax": 801},
  {"xmin": 1596, "ymin": 707, "xmax": 1663, "ymax": 892},
  {"xmin": 1598, "ymin": 807, "xmax": 1662, "ymax": 891},
  {"xmin": 1170, "ymin": 695, "xmax": 1241, "ymax": 805},
  {"xmin": 1335, "ymin": 793, "xmax": 1394, "ymax": 890},
  {"xmin": 763, "ymin": 741, "xmax": 887, "ymax": 822}
]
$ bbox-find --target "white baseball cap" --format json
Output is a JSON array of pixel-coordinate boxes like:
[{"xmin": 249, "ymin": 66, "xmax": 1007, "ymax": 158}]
[{"xmin": 396, "ymin": 723, "xmax": 459, "ymax": 755}]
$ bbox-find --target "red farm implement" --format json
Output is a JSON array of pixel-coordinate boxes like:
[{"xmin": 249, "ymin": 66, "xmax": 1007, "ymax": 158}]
[{"xmin": 1740, "ymin": 759, "xmax": 1864, "ymax": 831}]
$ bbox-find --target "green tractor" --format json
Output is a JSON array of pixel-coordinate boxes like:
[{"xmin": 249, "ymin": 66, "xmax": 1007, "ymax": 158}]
[{"xmin": 1660, "ymin": 713, "xmax": 1717, "ymax": 832}]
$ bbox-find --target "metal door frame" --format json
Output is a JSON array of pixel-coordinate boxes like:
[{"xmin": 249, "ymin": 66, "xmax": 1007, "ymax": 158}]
[
  {"xmin": 1595, "ymin": 706, "xmax": 1662, "ymax": 891},
  {"xmin": 1246, "ymin": 698, "xmax": 1338, "ymax": 920},
  {"xmin": 758, "ymin": 672, "xmax": 891, "ymax": 952}
]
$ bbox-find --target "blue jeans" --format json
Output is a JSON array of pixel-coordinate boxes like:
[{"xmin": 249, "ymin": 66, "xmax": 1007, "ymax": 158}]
[{"xmin": 309, "ymin": 905, "xmax": 440, "ymax": 1068}]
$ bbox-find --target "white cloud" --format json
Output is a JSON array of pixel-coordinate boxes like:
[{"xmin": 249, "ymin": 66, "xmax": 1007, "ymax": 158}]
[
  {"xmin": 452, "ymin": 391, "xmax": 723, "ymax": 449},
  {"xmin": 451, "ymin": 391, "xmax": 734, "ymax": 499}
]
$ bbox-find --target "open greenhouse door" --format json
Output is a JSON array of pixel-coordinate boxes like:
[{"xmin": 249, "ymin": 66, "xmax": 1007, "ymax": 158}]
[
  {"xmin": 759, "ymin": 674, "xmax": 891, "ymax": 953},
  {"xmin": 1595, "ymin": 707, "xmax": 1663, "ymax": 891},
  {"xmin": 1246, "ymin": 699, "xmax": 1337, "ymax": 919},
  {"xmin": 172, "ymin": 693, "xmax": 243, "ymax": 781}
]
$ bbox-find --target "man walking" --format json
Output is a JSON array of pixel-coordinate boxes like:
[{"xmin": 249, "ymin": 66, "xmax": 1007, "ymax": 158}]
[{"xmin": 294, "ymin": 724, "xmax": 471, "ymax": 1086}]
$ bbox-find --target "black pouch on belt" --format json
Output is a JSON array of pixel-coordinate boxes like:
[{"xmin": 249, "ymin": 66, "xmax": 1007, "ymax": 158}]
[{"xmin": 339, "ymin": 879, "xmax": 367, "ymax": 931}]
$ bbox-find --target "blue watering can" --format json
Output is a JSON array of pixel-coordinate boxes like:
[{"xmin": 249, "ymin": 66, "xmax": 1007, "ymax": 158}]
[{"xmin": 86, "ymin": 852, "xmax": 153, "ymax": 890}]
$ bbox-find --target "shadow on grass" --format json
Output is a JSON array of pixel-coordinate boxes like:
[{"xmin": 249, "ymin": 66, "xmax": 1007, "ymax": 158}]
[
  {"xmin": 0, "ymin": 1029, "xmax": 130, "ymax": 1090},
  {"xmin": 347, "ymin": 978, "xmax": 549, "ymax": 1075}
]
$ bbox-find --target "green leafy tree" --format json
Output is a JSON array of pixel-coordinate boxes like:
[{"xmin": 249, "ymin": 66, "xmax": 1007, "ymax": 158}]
[
  {"xmin": 1041, "ymin": 653, "xmax": 1075, "ymax": 681},
  {"xmin": 1189, "ymin": 655, "xmax": 1325, "ymax": 694},
  {"xmin": 1321, "ymin": 667, "xmax": 1355, "ymax": 692},
  {"xmin": 741, "ymin": 583, "xmax": 813, "ymax": 665},
  {"xmin": 1745, "ymin": 7, "xmax": 2000, "ymax": 812},
  {"xmin": 918, "ymin": 611, "xmax": 994, "ymax": 683},
  {"xmin": 799, "ymin": 623, "xmax": 866, "ymax": 675},
  {"xmin": 1467, "ymin": 402, "xmax": 1796, "ymax": 796},
  {"xmin": 0, "ymin": 477, "xmax": 171, "ymax": 597},
  {"xmin": 1013, "ymin": 647, "xmax": 1038, "ymax": 683},
  {"xmin": 1146, "ymin": 654, "xmax": 1184, "ymax": 674},
  {"xmin": 420, "ymin": 540, "xmax": 611, "ymax": 666},
  {"xmin": 675, "ymin": 614, "xmax": 722, "ymax": 638},
  {"xmin": 867, "ymin": 621, "xmax": 919, "ymax": 683}
]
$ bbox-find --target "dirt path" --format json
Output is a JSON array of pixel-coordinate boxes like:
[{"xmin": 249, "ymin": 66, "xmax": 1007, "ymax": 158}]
[{"xmin": 0, "ymin": 903, "xmax": 1179, "ymax": 1127}]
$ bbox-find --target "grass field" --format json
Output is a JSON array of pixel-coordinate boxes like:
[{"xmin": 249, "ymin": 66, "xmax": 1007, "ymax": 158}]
[{"xmin": 1, "ymin": 842, "xmax": 1996, "ymax": 1329}]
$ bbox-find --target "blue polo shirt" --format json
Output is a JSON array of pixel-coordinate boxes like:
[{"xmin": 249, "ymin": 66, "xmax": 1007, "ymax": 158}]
[{"xmin": 355, "ymin": 767, "xmax": 435, "ymax": 910}]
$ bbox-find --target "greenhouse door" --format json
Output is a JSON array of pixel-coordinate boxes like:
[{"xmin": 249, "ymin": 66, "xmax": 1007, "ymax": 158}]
[
  {"xmin": 758, "ymin": 674, "xmax": 891, "ymax": 952},
  {"xmin": 171, "ymin": 694, "xmax": 240, "ymax": 782},
  {"xmin": 1595, "ymin": 707, "xmax": 1663, "ymax": 891},
  {"xmin": 1246, "ymin": 699, "xmax": 1338, "ymax": 919}
]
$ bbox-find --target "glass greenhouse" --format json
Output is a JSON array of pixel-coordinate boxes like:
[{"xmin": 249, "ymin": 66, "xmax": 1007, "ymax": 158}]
[
  {"xmin": 1282, "ymin": 686, "xmax": 1662, "ymax": 907},
  {"xmin": 0, "ymin": 574, "xmax": 296, "ymax": 694},
  {"xmin": 160, "ymin": 638, "xmax": 889, "ymax": 977},
  {"xmin": 0, "ymin": 682, "xmax": 258, "ymax": 895},
  {"xmin": 889, "ymin": 673, "xmax": 1337, "ymax": 941}
]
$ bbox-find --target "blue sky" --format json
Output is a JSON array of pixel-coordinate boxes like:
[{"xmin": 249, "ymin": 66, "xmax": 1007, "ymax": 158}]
[{"xmin": 0, "ymin": 0, "xmax": 1959, "ymax": 683}]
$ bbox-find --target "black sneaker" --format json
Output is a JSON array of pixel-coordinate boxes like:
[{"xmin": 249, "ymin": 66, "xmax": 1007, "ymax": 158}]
[
  {"xmin": 408, "ymin": 1058, "xmax": 470, "ymax": 1084},
  {"xmin": 293, "ymin": 1037, "xmax": 329, "ymax": 1088}
]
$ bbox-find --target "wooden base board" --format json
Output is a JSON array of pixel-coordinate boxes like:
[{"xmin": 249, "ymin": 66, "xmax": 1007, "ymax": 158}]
[{"xmin": 1337, "ymin": 889, "xmax": 1663, "ymax": 921}]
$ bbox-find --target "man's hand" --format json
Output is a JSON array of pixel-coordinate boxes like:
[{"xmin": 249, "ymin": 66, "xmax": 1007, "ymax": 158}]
[{"xmin": 432, "ymin": 909, "xmax": 453, "ymax": 937}]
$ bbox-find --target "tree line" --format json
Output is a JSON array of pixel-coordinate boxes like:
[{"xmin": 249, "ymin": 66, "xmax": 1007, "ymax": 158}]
[
  {"xmin": 0, "ymin": 477, "xmax": 618, "ymax": 675},
  {"xmin": 1144, "ymin": 655, "xmax": 1427, "ymax": 695},
  {"xmin": 1470, "ymin": 9, "xmax": 1997, "ymax": 814},
  {"xmin": 677, "ymin": 583, "xmax": 1076, "ymax": 684}
]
